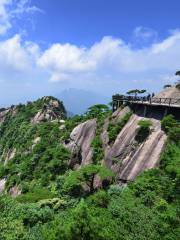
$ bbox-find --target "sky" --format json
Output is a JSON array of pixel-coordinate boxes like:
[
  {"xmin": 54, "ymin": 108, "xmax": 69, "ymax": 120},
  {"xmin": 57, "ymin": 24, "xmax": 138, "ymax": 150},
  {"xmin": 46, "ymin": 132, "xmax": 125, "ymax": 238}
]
[{"xmin": 0, "ymin": 0, "xmax": 180, "ymax": 109}]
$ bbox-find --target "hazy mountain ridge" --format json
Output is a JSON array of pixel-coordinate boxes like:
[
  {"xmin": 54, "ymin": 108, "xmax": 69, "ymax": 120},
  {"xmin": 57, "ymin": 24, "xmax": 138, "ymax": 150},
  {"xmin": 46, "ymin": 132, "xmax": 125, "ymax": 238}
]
[{"xmin": 56, "ymin": 88, "xmax": 110, "ymax": 114}]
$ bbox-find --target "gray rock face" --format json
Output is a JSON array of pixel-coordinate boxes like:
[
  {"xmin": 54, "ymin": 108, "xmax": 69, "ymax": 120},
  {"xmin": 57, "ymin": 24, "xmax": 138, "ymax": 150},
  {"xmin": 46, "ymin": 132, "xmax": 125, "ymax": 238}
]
[
  {"xmin": 104, "ymin": 114, "xmax": 141, "ymax": 168},
  {"xmin": 118, "ymin": 119, "xmax": 167, "ymax": 180},
  {"xmin": 4, "ymin": 148, "xmax": 16, "ymax": 165},
  {"xmin": 0, "ymin": 109, "xmax": 10, "ymax": 124},
  {"xmin": 31, "ymin": 97, "xmax": 66, "ymax": 124},
  {"xmin": 0, "ymin": 179, "xmax": 6, "ymax": 194},
  {"xmin": 9, "ymin": 185, "xmax": 21, "ymax": 197},
  {"xmin": 103, "ymin": 109, "xmax": 167, "ymax": 181},
  {"xmin": 66, "ymin": 119, "xmax": 97, "ymax": 167},
  {"xmin": 155, "ymin": 86, "xmax": 180, "ymax": 99},
  {"xmin": 31, "ymin": 108, "xmax": 61, "ymax": 124},
  {"xmin": 112, "ymin": 106, "xmax": 131, "ymax": 122}
]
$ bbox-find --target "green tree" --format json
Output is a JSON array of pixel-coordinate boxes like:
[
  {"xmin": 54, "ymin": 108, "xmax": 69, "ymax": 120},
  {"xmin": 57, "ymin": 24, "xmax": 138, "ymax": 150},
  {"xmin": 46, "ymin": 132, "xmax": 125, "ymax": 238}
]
[
  {"xmin": 126, "ymin": 89, "xmax": 146, "ymax": 98},
  {"xmin": 163, "ymin": 84, "xmax": 172, "ymax": 89},
  {"xmin": 135, "ymin": 120, "xmax": 152, "ymax": 143},
  {"xmin": 161, "ymin": 115, "xmax": 177, "ymax": 133},
  {"xmin": 85, "ymin": 104, "xmax": 109, "ymax": 119},
  {"xmin": 63, "ymin": 164, "xmax": 114, "ymax": 195}
]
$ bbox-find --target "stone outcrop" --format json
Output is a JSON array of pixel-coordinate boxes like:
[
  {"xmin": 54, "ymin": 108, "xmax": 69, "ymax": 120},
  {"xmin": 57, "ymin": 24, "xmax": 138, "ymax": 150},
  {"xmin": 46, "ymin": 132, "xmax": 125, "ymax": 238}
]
[
  {"xmin": 155, "ymin": 86, "xmax": 180, "ymax": 99},
  {"xmin": 112, "ymin": 106, "xmax": 131, "ymax": 122},
  {"xmin": 0, "ymin": 109, "xmax": 10, "ymax": 124},
  {"xmin": 118, "ymin": 119, "xmax": 167, "ymax": 181},
  {"xmin": 31, "ymin": 97, "xmax": 66, "ymax": 124},
  {"xmin": 3, "ymin": 148, "xmax": 16, "ymax": 165},
  {"xmin": 9, "ymin": 185, "xmax": 21, "ymax": 197},
  {"xmin": 0, "ymin": 179, "xmax": 6, "ymax": 194},
  {"xmin": 103, "ymin": 109, "xmax": 167, "ymax": 181},
  {"xmin": 66, "ymin": 105, "xmax": 167, "ymax": 184},
  {"xmin": 65, "ymin": 119, "xmax": 97, "ymax": 167}
]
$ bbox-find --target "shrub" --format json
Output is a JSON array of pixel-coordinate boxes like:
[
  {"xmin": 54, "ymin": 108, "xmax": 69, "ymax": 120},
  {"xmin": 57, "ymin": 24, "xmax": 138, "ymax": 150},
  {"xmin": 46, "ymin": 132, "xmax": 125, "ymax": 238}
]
[
  {"xmin": 108, "ymin": 112, "xmax": 132, "ymax": 143},
  {"xmin": 135, "ymin": 120, "xmax": 152, "ymax": 143},
  {"xmin": 87, "ymin": 190, "xmax": 110, "ymax": 208},
  {"xmin": 161, "ymin": 115, "xmax": 177, "ymax": 133},
  {"xmin": 91, "ymin": 136, "xmax": 104, "ymax": 164},
  {"xmin": 168, "ymin": 127, "xmax": 180, "ymax": 143},
  {"xmin": 16, "ymin": 188, "xmax": 55, "ymax": 203}
]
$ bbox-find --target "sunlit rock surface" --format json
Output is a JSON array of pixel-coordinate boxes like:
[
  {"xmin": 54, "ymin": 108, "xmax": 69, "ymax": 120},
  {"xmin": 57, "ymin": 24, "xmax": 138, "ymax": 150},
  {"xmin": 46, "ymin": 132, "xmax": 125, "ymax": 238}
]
[{"xmin": 66, "ymin": 119, "xmax": 97, "ymax": 167}]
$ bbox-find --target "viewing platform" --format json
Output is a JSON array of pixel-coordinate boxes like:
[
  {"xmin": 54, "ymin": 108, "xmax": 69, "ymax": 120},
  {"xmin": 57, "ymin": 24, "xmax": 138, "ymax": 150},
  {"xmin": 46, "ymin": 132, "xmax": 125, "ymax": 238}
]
[{"xmin": 112, "ymin": 95, "xmax": 180, "ymax": 118}]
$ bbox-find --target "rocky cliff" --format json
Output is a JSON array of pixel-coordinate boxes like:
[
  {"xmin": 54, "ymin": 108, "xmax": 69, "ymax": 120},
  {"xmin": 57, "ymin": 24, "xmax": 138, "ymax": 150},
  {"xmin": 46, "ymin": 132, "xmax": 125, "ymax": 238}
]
[{"xmin": 0, "ymin": 87, "xmax": 178, "ymax": 196}]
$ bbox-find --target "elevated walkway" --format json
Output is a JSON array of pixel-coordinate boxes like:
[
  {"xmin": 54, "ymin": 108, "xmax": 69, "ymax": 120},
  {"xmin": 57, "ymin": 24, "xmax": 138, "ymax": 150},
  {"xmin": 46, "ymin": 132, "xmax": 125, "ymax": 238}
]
[{"xmin": 112, "ymin": 95, "xmax": 180, "ymax": 118}]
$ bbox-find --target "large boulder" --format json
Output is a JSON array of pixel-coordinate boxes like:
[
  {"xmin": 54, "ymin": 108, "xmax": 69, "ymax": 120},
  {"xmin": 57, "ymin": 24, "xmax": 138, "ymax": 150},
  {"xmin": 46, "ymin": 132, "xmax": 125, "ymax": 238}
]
[
  {"xmin": 31, "ymin": 97, "xmax": 66, "ymax": 124},
  {"xmin": 66, "ymin": 119, "xmax": 97, "ymax": 167},
  {"xmin": 103, "ymin": 108, "xmax": 167, "ymax": 182},
  {"xmin": 155, "ymin": 86, "xmax": 180, "ymax": 99}
]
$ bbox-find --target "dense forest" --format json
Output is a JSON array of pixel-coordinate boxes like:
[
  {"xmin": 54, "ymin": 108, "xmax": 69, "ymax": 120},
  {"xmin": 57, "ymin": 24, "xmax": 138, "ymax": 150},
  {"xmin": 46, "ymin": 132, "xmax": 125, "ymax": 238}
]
[{"xmin": 0, "ymin": 95, "xmax": 179, "ymax": 240}]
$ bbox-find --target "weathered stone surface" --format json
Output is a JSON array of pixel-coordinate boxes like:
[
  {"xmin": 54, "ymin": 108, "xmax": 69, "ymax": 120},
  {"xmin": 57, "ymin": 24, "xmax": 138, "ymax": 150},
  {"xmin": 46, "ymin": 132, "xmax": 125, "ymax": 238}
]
[
  {"xmin": 4, "ymin": 148, "xmax": 16, "ymax": 165},
  {"xmin": 32, "ymin": 137, "xmax": 41, "ymax": 149},
  {"xmin": 112, "ymin": 106, "xmax": 131, "ymax": 122},
  {"xmin": 31, "ymin": 109, "xmax": 57, "ymax": 124},
  {"xmin": 31, "ymin": 97, "xmax": 66, "ymax": 124},
  {"xmin": 118, "ymin": 119, "xmax": 167, "ymax": 180},
  {"xmin": 104, "ymin": 114, "xmax": 141, "ymax": 168},
  {"xmin": 155, "ymin": 86, "xmax": 180, "ymax": 99},
  {"xmin": 103, "ymin": 108, "xmax": 167, "ymax": 182},
  {"xmin": 66, "ymin": 119, "xmax": 97, "ymax": 167},
  {"xmin": 0, "ymin": 109, "xmax": 9, "ymax": 124},
  {"xmin": 0, "ymin": 179, "xmax": 6, "ymax": 193},
  {"xmin": 9, "ymin": 185, "xmax": 21, "ymax": 197}
]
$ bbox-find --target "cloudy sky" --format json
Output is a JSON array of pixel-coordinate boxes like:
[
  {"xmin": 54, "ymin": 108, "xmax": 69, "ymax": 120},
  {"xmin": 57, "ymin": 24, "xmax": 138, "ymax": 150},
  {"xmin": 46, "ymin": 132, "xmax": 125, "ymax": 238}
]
[{"xmin": 0, "ymin": 0, "xmax": 180, "ymax": 108}]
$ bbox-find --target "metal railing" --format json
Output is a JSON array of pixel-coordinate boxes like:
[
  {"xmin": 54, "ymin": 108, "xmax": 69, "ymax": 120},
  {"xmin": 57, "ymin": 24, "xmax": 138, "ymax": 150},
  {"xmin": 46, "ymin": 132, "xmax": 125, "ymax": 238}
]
[{"xmin": 112, "ymin": 95, "xmax": 180, "ymax": 107}]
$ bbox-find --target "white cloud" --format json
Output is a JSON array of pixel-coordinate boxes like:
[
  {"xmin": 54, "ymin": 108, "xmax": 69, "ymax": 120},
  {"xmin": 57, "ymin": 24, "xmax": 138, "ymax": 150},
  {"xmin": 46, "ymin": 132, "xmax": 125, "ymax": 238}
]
[
  {"xmin": 0, "ymin": 29, "xmax": 180, "ymax": 102},
  {"xmin": 133, "ymin": 26, "xmax": 158, "ymax": 41},
  {"xmin": 37, "ymin": 43, "xmax": 96, "ymax": 82},
  {"xmin": 0, "ymin": 34, "xmax": 38, "ymax": 70},
  {"xmin": 0, "ymin": 0, "xmax": 42, "ymax": 35},
  {"xmin": 0, "ymin": 0, "xmax": 12, "ymax": 34},
  {"xmin": 151, "ymin": 31, "xmax": 180, "ymax": 53},
  {"xmin": 37, "ymin": 30, "xmax": 180, "ymax": 83},
  {"xmin": 11, "ymin": 0, "xmax": 43, "ymax": 15}
]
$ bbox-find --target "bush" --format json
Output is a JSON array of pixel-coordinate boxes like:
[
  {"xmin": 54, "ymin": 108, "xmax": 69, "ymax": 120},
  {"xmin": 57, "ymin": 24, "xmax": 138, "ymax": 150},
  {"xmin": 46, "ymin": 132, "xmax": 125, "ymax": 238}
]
[
  {"xmin": 16, "ymin": 188, "xmax": 55, "ymax": 203},
  {"xmin": 161, "ymin": 115, "xmax": 177, "ymax": 133},
  {"xmin": 135, "ymin": 120, "xmax": 152, "ymax": 143},
  {"xmin": 91, "ymin": 136, "xmax": 104, "ymax": 164},
  {"xmin": 87, "ymin": 190, "xmax": 110, "ymax": 208},
  {"xmin": 108, "ymin": 112, "xmax": 132, "ymax": 143},
  {"xmin": 168, "ymin": 127, "xmax": 180, "ymax": 143}
]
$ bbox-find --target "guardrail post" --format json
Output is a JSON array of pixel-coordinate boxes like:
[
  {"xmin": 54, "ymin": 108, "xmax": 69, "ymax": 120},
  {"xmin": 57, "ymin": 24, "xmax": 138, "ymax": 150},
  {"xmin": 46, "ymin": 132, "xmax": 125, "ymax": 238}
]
[{"xmin": 169, "ymin": 98, "xmax": 171, "ymax": 106}]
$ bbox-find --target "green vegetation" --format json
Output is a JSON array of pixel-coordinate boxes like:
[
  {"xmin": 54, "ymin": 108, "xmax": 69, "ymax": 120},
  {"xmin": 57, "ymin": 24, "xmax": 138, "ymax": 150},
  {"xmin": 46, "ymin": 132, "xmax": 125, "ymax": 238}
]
[
  {"xmin": 108, "ymin": 111, "xmax": 132, "ymax": 144},
  {"xmin": 135, "ymin": 119, "xmax": 152, "ymax": 143},
  {"xmin": 63, "ymin": 164, "xmax": 114, "ymax": 196},
  {"xmin": 161, "ymin": 114, "xmax": 177, "ymax": 132},
  {"xmin": 126, "ymin": 89, "xmax": 147, "ymax": 97},
  {"xmin": 91, "ymin": 135, "xmax": 104, "ymax": 164},
  {"xmin": 0, "ymin": 98, "xmax": 179, "ymax": 239},
  {"xmin": 85, "ymin": 104, "xmax": 110, "ymax": 120},
  {"xmin": 163, "ymin": 84, "xmax": 172, "ymax": 88},
  {"xmin": 88, "ymin": 104, "xmax": 111, "ymax": 164}
]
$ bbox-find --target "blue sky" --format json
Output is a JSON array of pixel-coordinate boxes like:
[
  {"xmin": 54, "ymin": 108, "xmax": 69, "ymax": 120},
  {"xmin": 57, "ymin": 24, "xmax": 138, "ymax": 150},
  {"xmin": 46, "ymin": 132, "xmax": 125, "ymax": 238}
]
[{"xmin": 0, "ymin": 0, "xmax": 180, "ymax": 109}]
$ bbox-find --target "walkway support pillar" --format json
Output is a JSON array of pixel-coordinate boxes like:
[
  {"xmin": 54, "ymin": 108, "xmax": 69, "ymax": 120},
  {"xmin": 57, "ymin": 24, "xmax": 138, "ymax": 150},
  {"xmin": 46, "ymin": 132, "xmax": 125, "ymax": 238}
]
[
  {"xmin": 164, "ymin": 107, "xmax": 168, "ymax": 117},
  {"xmin": 143, "ymin": 105, "xmax": 147, "ymax": 117}
]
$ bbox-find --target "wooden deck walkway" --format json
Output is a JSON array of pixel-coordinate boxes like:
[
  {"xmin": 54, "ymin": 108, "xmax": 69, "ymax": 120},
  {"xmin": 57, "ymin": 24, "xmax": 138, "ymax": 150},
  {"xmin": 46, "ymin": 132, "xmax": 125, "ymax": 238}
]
[{"xmin": 112, "ymin": 95, "xmax": 180, "ymax": 112}]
